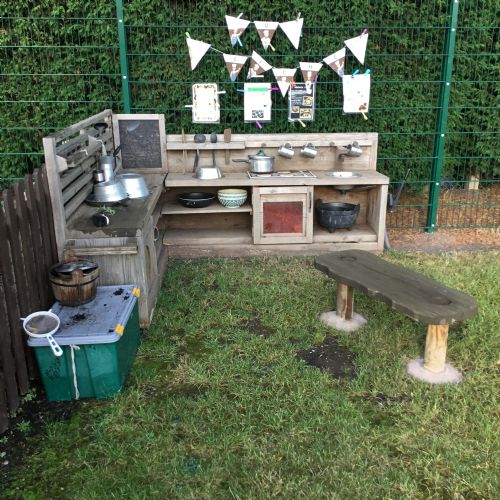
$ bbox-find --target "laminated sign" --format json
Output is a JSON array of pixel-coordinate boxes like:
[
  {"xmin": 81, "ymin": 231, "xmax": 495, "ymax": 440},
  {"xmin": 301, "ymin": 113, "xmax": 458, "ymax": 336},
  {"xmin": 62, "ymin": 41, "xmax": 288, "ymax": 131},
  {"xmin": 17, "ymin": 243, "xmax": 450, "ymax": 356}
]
[
  {"xmin": 288, "ymin": 82, "xmax": 316, "ymax": 122},
  {"xmin": 191, "ymin": 83, "xmax": 221, "ymax": 123},
  {"xmin": 244, "ymin": 83, "xmax": 272, "ymax": 122},
  {"xmin": 342, "ymin": 74, "xmax": 371, "ymax": 115}
]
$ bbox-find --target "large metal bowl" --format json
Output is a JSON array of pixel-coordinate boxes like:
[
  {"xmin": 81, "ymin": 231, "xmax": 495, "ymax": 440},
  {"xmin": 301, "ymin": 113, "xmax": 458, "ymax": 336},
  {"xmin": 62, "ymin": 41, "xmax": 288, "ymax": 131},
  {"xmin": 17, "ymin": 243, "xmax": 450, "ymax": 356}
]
[
  {"xmin": 93, "ymin": 179, "xmax": 128, "ymax": 203},
  {"xmin": 117, "ymin": 173, "xmax": 149, "ymax": 199}
]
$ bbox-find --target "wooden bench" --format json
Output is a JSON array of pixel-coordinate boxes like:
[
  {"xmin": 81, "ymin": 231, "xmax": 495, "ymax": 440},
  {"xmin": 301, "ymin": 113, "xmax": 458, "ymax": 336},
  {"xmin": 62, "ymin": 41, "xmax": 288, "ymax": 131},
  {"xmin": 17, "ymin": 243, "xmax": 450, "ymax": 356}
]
[{"xmin": 314, "ymin": 250, "xmax": 478, "ymax": 383}]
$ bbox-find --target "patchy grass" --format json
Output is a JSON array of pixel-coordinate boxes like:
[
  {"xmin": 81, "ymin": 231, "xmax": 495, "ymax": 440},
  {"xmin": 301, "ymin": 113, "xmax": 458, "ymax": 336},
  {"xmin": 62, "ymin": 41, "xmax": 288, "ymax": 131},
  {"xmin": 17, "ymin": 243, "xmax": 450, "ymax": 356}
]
[{"xmin": 5, "ymin": 252, "xmax": 500, "ymax": 499}]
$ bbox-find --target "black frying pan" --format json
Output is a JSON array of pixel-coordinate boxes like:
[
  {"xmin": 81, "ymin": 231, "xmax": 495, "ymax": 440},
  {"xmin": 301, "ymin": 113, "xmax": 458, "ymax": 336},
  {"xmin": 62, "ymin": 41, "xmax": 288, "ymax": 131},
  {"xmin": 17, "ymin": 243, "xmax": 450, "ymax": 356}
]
[{"xmin": 177, "ymin": 192, "xmax": 215, "ymax": 208}]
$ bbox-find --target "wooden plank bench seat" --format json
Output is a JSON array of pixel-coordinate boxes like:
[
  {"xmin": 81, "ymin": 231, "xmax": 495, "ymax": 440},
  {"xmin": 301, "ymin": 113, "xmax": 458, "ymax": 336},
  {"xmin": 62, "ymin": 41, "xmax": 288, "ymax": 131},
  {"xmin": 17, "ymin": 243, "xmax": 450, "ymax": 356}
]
[{"xmin": 314, "ymin": 250, "xmax": 478, "ymax": 383}]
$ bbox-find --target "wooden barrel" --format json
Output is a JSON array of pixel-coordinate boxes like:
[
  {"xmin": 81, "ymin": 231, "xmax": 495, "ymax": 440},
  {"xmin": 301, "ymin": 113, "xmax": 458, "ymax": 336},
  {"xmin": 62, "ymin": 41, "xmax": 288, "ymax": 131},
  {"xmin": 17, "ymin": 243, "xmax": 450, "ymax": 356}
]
[{"xmin": 49, "ymin": 264, "xmax": 99, "ymax": 306}]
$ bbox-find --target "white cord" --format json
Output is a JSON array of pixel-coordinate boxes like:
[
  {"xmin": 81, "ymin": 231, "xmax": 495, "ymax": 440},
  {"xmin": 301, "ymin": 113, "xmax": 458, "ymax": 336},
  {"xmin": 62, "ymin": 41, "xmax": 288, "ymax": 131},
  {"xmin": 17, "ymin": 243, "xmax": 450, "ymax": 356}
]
[{"xmin": 70, "ymin": 345, "xmax": 81, "ymax": 400}]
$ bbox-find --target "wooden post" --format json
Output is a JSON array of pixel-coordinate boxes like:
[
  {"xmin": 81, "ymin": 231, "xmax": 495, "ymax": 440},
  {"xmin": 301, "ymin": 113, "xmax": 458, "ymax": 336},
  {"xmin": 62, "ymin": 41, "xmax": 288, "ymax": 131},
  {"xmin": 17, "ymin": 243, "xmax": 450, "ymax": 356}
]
[
  {"xmin": 336, "ymin": 282, "xmax": 353, "ymax": 320},
  {"xmin": 424, "ymin": 324, "xmax": 449, "ymax": 373}
]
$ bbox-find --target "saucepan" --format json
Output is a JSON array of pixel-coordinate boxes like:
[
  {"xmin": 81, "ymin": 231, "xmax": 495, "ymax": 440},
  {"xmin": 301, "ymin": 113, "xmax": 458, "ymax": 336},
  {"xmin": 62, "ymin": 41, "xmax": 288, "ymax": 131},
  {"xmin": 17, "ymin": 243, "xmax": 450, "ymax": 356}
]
[
  {"xmin": 117, "ymin": 173, "xmax": 149, "ymax": 199},
  {"xmin": 232, "ymin": 149, "xmax": 274, "ymax": 173}
]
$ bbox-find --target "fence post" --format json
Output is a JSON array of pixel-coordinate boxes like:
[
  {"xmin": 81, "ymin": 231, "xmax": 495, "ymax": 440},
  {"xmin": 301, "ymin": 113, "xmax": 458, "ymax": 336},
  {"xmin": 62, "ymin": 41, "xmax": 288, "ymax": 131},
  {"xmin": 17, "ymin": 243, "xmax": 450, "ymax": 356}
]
[
  {"xmin": 116, "ymin": 0, "xmax": 131, "ymax": 112},
  {"xmin": 426, "ymin": 0, "xmax": 459, "ymax": 232}
]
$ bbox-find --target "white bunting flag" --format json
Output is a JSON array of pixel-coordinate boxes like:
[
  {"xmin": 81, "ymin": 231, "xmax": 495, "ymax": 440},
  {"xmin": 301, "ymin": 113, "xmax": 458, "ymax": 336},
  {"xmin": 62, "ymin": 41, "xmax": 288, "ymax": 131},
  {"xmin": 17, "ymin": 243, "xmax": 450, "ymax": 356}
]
[
  {"xmin": 254, "ymin": 21, "xmax": 279, "ymax": 51},
  {"xmin": 323, "ymin": 48, "xmax": 346, "ymax": 77},
  {"xmin": 186, "ymin": 37, "xmax": 211, "ymax": 70},
  {"xmin": 225, "ymin": 14, "xmax": 251, "ymax": 47},
  {"xmin": 247, "ymin": 51, "xmax": 272, "ymax": 79},
  {"xmin": 300, "ymin": 62, "xmax": 323, "ymax": 82},
  {"xmin": 273, "ymin": 67, "xmax": 297, "ymax": 97},
  {"xmin": 279, "ymin": 16, "xmax": 303, "ymax": 50},
  {"xmin": 344, "ymin": 32, "xmax": 368, "ymax": 65},
  {"xmin": 223, "ymin": 54, "xmax": 248, "ymax": 82}
]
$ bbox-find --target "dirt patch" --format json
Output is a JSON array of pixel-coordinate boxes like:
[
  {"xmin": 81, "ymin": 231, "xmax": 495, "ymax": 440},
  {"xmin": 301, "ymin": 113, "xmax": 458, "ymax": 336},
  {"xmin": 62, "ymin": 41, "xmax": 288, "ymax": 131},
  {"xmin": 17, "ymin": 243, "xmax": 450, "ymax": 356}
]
[
  {"xmin": 296, "ymin": 335, "xmax": 356, "ymax": 379},
  {"xmin": 1, "ymin": 385, "xmax": 79, "ymax": 491},
  {"xmin": 70, "ymin": 313, "xmax": 86, "ymax": 322},
  {"xmin": 243, "ymin": 317, "xmax": 273, "ymax": 338}
]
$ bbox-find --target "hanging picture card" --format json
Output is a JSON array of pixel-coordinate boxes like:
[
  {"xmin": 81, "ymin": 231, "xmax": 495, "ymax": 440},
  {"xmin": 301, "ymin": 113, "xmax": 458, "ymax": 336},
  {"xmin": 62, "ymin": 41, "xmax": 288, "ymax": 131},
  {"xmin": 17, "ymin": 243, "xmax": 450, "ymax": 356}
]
[
  {"xmin": 191, "ymin": 83, "xmax": 221, "ymax": 123},
  {"xmin": 323, "ymin": 48, "xmax": 346, "ymax": 77},
  {"xmin": 254, "ymin": 21, "xmax": 279, "ymax": 51},
  {"xmin": 342, "ymin": 74, "xmax": 371, "ymax": 114},
  {"xmin": 186, "ymin": 37, "xmax": 211, "ymax": 70},
  {"xmin": 223, "ymin": 54, "xmax": 248, "ymax": 81},
  {"xmin": 288, "ymin": 82, "xmax": 316, "ymax": 122},
  {"xmin": 279, "ymin": 15, "xmax": 303, "ymax": 50},
  {"xmin": 247, "ymin": 51, "xmax": 272, "ymax": 79},
  {"xmin": 225, "ymin": 14, "xmax": 251, "ymax": 46},
  {"xmin": 244, "ymin": 83, "xmax": 272, "ymax": 122},
  {"xmin": 272, "ymin": 67, "xmax": 297, "ymax": 97},
  {"xmin": 344, "ymin": 32, "xmax": 368, "ymax": 65}
]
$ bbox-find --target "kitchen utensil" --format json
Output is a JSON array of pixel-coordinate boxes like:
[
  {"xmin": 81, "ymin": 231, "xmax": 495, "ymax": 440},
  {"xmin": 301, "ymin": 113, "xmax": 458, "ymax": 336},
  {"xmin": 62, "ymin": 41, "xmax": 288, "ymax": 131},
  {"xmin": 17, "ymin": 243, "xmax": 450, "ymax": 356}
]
[
  {"xmin": 93, "ymin": 169, "xmax": 105, "ymax": 183},
  {"xmin": 278, "ymin": 143, "xmax": 295, "ymax": 159},
  {"xmin": 100, "ymin": 145, "xmax": 122, "ymax": 181},
  {"xmin": 210, "ymin": 131, "xmax": 217, "ymax": 166},
  {"xmin": 217, "ymin": 189, "xmax": 247, "ymax": 208},
  {"xmin": 316, "ymin": 200, "xmax": 360, "ymax": 233},
  {"xmin": 325, "ymin": 171, "xmax": 362, "ymax": 192},
  {"xmin": 22, "ymin": 311, "xmax": 63, "ymax": 357},
  {"xmin": 194, "ymin": 166, "xmax": 224, "ymax": 180},
  {"xmin": 300, "ymin": 143, "xmax": 317, "ymax": 158},
  {"xmin": 92, "ymin": 179, "xmax": 128, "ymax": 203},
  {"xmin": 117, "ymin": 173, "xmax": 149, "ymax": 199},
  {"xmin": 177, "ymin": 192, "xmax": 216, "ymax": 208},
  {"xmin": 232, "ymin": 149, "xmax": 275, "ymax": 173},
  {"xmin": 93, "ymin": 122, "xmax": 108, "ymax": 134},
  {"xmin": 49, "ymin": 261, "xmax": 99, "ymax": 306},
  {"xmin": 223, "ymin": 128, "xmax": 231, "ymax": 164},
  {"xmin": 339, "ymin": 141, "xmax": 362, "ymax": 161},
  {"xmin": 194, "ymin": 134, "xmax": 206, "ymax": 143},
  {"xmin": 52, "ymin": 261, "xmax": 98, "ymax": 275}
]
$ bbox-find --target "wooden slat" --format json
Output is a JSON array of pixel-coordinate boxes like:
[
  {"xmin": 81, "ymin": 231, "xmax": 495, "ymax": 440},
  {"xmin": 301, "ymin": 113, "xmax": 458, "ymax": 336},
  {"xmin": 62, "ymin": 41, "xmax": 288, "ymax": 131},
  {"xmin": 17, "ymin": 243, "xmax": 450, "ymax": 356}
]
[
  {"xmin": 0, "ymin": 370, "xmax": 9, "ymax": 433},
  {"xmin": 49, "ymin": 109, "xmax": 112, "ymax": 143},
  {"xmin": 62, "ymin": 171, "xmax": 93, "ymax": 204},
  {"xmin": 40, "ymin": 167, "xmax": 59, "ymax": 268},
  {"xmin": 166, "ymin": 141, "xmax": 246, "ymax": 151},
  {"xmin": 0, "ymin": 206, "xmax": 29, "ymax": 393},
  {"xmin": 0, "ymin": 279, "xmax": 20, "ymax": 412},
  {"xmin": 64, "ymin": 184, "xmax": 93, "ymax": 220}
]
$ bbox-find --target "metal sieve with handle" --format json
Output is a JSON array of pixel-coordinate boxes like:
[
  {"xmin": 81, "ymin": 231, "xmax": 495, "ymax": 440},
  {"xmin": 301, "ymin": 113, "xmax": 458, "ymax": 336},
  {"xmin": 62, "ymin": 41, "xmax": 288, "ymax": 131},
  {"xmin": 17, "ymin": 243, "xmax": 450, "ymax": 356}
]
[{"xmin": 22, "ymin": 311, "xmax": 63, "ymax": 357}]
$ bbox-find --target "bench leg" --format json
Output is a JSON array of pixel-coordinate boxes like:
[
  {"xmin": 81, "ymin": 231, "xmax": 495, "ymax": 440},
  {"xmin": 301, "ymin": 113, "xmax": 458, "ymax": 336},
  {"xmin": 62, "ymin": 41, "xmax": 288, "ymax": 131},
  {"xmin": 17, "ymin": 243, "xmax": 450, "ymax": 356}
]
[
  {"xmin": 406, "ymin": 323, "xmax": 462, "ymax": 384},
  {"xmin": 424, "ymin": 324, "xmax": 449, "ymax": 373},
  {"xmin": 319, "ymin": 281, "xmax": 367, "ymax": 332},
  {"xmin": 336, "ymin": 282, "xmax": 353, "ymax": 320}
]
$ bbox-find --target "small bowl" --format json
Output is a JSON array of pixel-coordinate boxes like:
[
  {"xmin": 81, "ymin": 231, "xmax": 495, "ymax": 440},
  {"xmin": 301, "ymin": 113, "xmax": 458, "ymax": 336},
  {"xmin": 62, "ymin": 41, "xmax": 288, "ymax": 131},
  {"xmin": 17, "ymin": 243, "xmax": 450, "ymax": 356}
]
[{"xmin": 217, "ymin": 189, "xmax": 248, "ymax": 208}]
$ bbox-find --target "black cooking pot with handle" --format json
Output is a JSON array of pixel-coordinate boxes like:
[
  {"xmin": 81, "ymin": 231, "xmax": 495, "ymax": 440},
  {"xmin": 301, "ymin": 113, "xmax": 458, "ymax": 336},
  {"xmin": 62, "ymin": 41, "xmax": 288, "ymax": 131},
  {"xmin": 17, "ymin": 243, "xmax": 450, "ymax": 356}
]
[
  {"xmin": 316, "ymin": 200, "xmax": 360, "ymax": 233},
  {"xmin": 177, "ymin": 192, "xmax": 216, "ymax": 208}
]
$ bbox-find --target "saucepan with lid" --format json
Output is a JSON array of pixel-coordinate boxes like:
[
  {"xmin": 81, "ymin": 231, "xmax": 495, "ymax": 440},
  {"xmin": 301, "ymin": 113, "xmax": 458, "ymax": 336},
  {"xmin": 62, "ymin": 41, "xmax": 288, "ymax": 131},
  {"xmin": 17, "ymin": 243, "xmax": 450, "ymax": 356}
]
[{"xmin": 232, "ymin": 149, "xmax": 275, "ymax": 173}]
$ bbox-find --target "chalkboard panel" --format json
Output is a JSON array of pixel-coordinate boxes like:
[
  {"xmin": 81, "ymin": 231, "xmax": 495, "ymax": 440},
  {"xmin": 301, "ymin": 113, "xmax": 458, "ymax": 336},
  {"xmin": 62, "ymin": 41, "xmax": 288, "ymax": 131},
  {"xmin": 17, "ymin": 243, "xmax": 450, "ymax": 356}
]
[{"xmin": 117, "ymin": 118, "xmax": 164, "ymax": 170}]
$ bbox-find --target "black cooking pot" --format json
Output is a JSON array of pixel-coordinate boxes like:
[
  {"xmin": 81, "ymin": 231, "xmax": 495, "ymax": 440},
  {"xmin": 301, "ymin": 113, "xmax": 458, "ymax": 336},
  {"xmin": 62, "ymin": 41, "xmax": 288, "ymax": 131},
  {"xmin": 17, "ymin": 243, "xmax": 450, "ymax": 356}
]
[
  {"xmin": 316, "ymin": 200, "xmax": 360, "ymax": 233},
  {"xmin": 177, "ymin": 192, "xmax": 215, "ymax": 208}
]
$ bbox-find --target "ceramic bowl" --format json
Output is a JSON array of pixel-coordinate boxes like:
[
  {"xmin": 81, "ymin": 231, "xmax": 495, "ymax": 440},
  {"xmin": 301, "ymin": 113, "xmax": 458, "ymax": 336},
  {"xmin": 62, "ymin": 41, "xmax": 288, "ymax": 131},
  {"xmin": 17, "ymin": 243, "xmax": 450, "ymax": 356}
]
[{"xmin": 217, "ymin": 189, "xmax": 248, "ymax": 208}]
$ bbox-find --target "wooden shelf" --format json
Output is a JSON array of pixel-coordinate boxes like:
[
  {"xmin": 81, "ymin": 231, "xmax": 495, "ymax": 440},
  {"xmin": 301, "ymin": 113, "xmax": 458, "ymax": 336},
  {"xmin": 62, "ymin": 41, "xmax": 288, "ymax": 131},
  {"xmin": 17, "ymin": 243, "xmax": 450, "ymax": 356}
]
[
  {"xmin": 161, "ymin": 202, "xmax": 252, "ymax": 215},
  {"xmin": 166, "ymin": 141, "xmax": 246, "ymax": 151},
  {"xmin": 313, "ymin": 224, "xmax": 377, "ymax": 243},
  {"xmin": 163, "ymin": 228, "xmax": 253, "ymax": 246}
]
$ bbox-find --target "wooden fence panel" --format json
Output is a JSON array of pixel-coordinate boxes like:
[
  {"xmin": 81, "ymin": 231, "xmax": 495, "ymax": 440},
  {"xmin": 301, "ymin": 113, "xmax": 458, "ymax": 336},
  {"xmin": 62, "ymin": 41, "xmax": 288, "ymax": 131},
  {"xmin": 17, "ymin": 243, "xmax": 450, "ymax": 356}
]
[{"xmin": 0, "ymin": 166, "xmax": 57, "ymax": 433}]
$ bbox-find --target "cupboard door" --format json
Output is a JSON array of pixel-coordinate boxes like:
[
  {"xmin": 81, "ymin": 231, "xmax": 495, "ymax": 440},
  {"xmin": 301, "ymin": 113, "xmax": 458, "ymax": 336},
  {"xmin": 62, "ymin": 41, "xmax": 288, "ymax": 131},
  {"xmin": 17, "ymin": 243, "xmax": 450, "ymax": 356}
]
[{"xmin": 252, "ymin": 186, "xmax": 313, "ymax": 244}]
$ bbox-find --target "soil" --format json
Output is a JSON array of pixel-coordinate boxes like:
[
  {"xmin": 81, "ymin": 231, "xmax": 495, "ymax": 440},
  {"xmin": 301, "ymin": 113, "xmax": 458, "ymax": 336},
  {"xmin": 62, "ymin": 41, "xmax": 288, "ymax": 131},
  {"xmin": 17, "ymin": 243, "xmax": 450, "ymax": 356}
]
[
  {"xmin": 0, "ymin": 384, "xmax": 79, "ymax": 492},
  {"xmin": 296, "ymin": 335, "xmax": 357, "ymax": 379},
  {"xmin": 244, "ymin": 317, "xmax": 274, "ymax": 338}
]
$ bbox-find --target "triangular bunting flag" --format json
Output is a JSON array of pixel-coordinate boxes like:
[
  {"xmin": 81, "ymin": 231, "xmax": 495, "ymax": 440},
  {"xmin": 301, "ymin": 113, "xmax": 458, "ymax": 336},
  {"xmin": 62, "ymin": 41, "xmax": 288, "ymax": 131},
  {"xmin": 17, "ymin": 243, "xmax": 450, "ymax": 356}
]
[
  {"xmin": 247, "ymin": 51, "xmax": 272, "ymax": 79},
  {"xmin": 223, "ymin": 54, "xmax": 248, "ymax": 82},
  {"xmin": 254, "ymin": 21, "xmax": 279, "ymax": 51},
  {"xmin": 186, "ymin": 37, "xmax": 211, "ymax": 70},
  {"xmin": 279, "ymin": 16, "xmax": 303, "ymax": 50},
  {"xmin": 225, "ymin": 15, "xmax": 251, "ymax": 47},
  {"xmin": 323, "ymin": 48, "xmax": 346, "ymax": 77},
  {"xmin": 344, "ymin": 32, "xmax": 368, "ymax": 65},
  {"xmin": 300, "ymin": 62, "xmax": 323, "ymax": 82},
  {"xmin": 273, "ymin": 67, "xmax": 297, "ymax": 97}
]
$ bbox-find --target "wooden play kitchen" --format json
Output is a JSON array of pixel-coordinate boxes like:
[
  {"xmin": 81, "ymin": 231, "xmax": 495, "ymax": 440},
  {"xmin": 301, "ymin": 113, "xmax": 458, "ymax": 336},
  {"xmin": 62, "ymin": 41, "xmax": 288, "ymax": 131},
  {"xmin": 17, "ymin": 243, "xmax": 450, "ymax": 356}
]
[{"xmin": 43, "ymin": 109, "xmax": 388, "ymax": 326}]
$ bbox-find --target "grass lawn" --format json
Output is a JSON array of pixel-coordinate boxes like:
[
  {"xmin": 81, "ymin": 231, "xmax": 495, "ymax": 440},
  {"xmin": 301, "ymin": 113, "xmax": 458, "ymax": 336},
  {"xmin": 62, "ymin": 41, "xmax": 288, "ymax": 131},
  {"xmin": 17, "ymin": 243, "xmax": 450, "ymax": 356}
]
[{"xmin": 6, "ymin": 251, "xmax": 499, "ymax": 499}]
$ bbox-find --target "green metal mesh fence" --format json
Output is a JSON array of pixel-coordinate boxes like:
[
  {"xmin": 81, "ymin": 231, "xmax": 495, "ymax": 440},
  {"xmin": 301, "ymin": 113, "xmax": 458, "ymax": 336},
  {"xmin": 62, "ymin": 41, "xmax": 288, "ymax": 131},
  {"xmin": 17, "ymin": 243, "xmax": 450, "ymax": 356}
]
[{"xmin": 0, "ymin": 0, "xmax": 498, "ymax": 229}]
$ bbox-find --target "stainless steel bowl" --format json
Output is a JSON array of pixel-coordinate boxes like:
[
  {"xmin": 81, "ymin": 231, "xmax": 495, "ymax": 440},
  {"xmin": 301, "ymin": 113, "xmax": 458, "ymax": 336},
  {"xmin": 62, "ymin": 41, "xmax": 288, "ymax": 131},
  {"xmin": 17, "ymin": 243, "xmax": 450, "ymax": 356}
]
[
  {"xmin": 93, "ymin": 179, "xmax": 128, "ymax": 203},
  {"xmin": 117, "ymin": 173, "xmax": 149, "ymax": 199},
  {"xmin": 194, "ymin": 166, "xmax": 224, "ymax": 180}
]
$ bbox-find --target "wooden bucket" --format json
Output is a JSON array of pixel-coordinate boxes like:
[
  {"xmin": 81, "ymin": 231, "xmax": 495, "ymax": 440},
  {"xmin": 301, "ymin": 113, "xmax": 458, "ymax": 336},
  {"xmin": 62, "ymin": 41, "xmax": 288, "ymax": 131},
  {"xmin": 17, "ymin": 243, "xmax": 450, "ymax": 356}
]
[{"xmin": 49, "ymin": 264, "xmax": 99, "ymax": 306}]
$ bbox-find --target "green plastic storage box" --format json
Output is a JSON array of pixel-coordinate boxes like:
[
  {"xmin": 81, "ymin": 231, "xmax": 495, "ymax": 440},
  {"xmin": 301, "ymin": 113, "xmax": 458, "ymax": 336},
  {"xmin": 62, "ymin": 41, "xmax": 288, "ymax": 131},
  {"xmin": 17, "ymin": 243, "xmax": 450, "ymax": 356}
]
[{"xmin": 28, "ymin": 285, "xmax": 141, "ymax": 401}]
